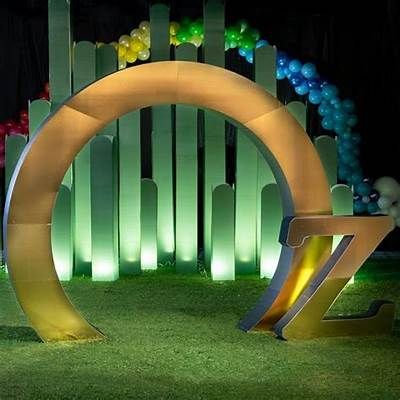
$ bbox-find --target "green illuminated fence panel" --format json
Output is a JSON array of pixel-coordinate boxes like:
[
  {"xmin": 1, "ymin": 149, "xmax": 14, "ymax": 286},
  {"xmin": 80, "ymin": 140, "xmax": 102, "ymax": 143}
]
[
  {"xmin": 255, "ymin": 46, "xmax": 277, "ymax": 97},
  {"xmin": 51, "ymin": 184, "xmax": 73, "ymax": 281},
  {"xmin": 235, "ymin": 130, "xmax": 257, "ymax": 274},
  {"xmin": 91, "ymin": 135, "xmax": 118, "ymax": 281},
  {"xmin": 315, "ymin": 135, "xmax": 338, "ymax": 188},
  {"xmin": 203, "ymin": 0, "xmax": 225, "ymax": 268},
  {"xmin": 96, "ymin": 45, "xmax": 118, "ymax": 136},
  {"xmin": 331, "ymin": 183, "xmax": 354, "ymax": 283},
  {"xmin": 150, "ymin": 4, "xmax": 174, "ymax": 263},
  {"xmin": 141, "ymin": 179, "xmax": 158, "ymax": 270},
  {"xmin": 150, "ymin": 3, "xmax": 170, "ymax": 61},
  {"xmin": 175, "ymin": 44, "xmax": 198, "ymax": 273},
  {"xmin": 48, "ymin": 0, "xmax": 71, "ymax": 109},
  {"xmin": 72, "ymin": 41, "xmax": 96, "ymax": 275},
  {"xmin": 5, "ymin": 135, "xmax": 27, "ymax": 192},
  {"xmin": 48, "ymin": 0, "xmax": 72, "ymax": 187},
  {"xmin": 287, "ymin": 101, "xmax": 306, "ymax": 130},
  {"xmin": 211, "ymin": 184, "xmax": 235, "ymax": 281},
  {"xmin": 255, "ymin": 45, "xmax": 277, "ymax": 266},
  {"xmin": 119, "ymin": 111, "xmax": 141, "ymax": 275},
  {"xmin": 260, "ymin": 183, "xmax": 282, "ymax": 279},
  {"xmin": 28, "ymin": 100, "xmax": 50, "ymax": 140}
]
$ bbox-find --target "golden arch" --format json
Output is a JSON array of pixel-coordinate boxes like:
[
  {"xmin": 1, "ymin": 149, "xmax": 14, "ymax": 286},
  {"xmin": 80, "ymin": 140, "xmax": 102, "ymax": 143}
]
[{"xmin": 4, "ymin": 61, "xmax": 332, "ymax": 342}]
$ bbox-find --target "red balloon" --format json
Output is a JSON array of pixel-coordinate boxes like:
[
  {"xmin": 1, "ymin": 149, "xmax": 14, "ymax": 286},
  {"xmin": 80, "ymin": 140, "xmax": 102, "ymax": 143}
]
[
  {"xmin": 20, "ymin": 109, "xmax": 29, "ymax": 121},
  {"xmin": 38, "ymin": 91, "xmax": 49, "ymax": 100},
  {"xmin": 4, "ymin": 119, "xmax": 16, "ymax": 131},
  {"xmin": 0, "ymin": 124, "xmax": 6, "ymax": 138},
  {"xmin": 8, "ymin": 123, "xmax": 22, "ymax": 136},
  {"xmin": 20, "ymin": 120, "xmax": 29, "ymax": 135},
  {"xmin": 44, "ymin": 82, "xmax": 50, "ymax": 94}
]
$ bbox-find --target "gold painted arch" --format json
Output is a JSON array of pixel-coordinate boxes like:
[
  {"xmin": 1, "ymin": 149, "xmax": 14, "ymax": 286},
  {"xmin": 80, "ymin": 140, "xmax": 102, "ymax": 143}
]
[{"xmin": 4, "ymin": 61, "xmax": 332, "ymax": 342}]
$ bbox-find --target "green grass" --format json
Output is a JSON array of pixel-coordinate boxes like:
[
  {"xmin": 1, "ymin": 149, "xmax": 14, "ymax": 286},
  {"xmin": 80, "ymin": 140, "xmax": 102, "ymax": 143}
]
[{"xmin": 0, "ymin": 267, "xmax": 399, "ymax": 400}]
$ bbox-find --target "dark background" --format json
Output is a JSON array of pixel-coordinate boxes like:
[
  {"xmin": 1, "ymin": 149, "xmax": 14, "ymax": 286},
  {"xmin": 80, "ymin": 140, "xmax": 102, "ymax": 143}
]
[{"xmin": 0, "ymin": 0, "xmax": 399, "ymax": 248}]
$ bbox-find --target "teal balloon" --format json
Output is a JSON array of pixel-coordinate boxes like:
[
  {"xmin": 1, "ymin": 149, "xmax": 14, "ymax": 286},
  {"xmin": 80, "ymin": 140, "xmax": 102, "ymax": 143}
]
[
  {"xmin": 354, "ymin": 200, "xmax": 367, "ymax": 214},
  {"xmin": 321, "ymin": 116, "xmax": 334, "ymax": 130},
  {"xmin": 367, "ymin": 202, "xmax": 379, "ymax": 214},
  {"xmin": 318, "ymin": 102, "xmax": 332, "ymax": 116},
  {"xmin": 342, "ymin": 99, "xmax": 355, "ymax": 113},
  {"xmin": 322, "ymin": 84, "xmax": 339, "ymax": 100},
  {"xmin": 355, "ymin": 182, "xmax": 372, "ymax": 196},
  {"xmin": 288, "ymin": 59, "xmax": 302, "ymax": 73},
  {"xmin": 256, "ymin": 39, "xmax": 269, "ymax": 48},
  {"xmin": 308, "ymin": 89, "xmax": 322, "ymax": 104},
  {"xmin": 301, "ymin": 63, "xmax": 317, "ymax": 79},
  {"xmin": 276, "ymin": 67, "xmax": 286, "ymax": 80}
]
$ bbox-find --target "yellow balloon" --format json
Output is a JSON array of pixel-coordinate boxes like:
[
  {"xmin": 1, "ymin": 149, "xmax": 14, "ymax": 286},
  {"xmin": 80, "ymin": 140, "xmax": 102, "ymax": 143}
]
[
  {"xmin": 118, "ymin": 58, "xmax": 127, "ymax": 70},
  {"xmin": 110, "ymin": 41, "xmax": 118, "ymax": 50},
  {"xmin": 126, "ymin": 49, "xmax": 138, "ymax": 63},
  {"xmin": 137, "ymin": 48, "xmax": 150, "ymax": 61},
  {"xmin": 170, "ymin": 36, "xmax": 177, "ymax": 46},
  {"xmin": 119, "ymin": 34, "xmax": 131, "ymax": 48},
  {"xmin": 142, "ymin": 35, "xmax": 151, "ymax": 48},
  {"xmin": 139, "ymin": 20, "xmax": 150, "ymax": 32},
  {"xmin": 131, "ymin": 41, "xmax": 144, "ymax": 53},
  {"xmin": 118, "ymin": 45, "xmax": 127, "ymax": 58},
  {"xmin": 130, "ymin": 28, "xmax": 142, "ymax": 40},
  {"xmin": 169, "ymin": 21, "xmax": 180, "ymax": 36}
]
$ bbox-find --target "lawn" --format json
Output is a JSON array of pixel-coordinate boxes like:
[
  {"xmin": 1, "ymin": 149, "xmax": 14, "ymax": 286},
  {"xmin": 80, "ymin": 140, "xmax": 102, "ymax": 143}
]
[{"xmin": 0, "ymin": 262, "xmax": 399, "ymax": 400}]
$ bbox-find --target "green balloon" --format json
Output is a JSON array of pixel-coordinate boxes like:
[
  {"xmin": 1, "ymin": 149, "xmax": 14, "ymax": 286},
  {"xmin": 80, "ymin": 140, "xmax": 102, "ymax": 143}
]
[
  {"xmin": 177, "ymin": 29, "xmax": 190, "ymax": 43},
  {"xmin": 239, "ymin": 33, "xmax": 256, "ymax": 50},
  {"xmin": 190, "ymin": 21, "xmax": 203, "ymax": 36},
  {"xmin": 226, "ymin": 26, "xmax": 240, "ymax": 42},
  {"xmin": 250, "ymin": 28, "xmax": 260, "ymax": 41}
]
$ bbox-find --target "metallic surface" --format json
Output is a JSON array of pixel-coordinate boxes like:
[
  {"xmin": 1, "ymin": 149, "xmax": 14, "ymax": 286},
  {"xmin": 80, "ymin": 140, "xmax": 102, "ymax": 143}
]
[
  {"xmin": 274, "ymin": 215, "xmax": 395, "ymax": 339},
  {"xmin": 5, "ymin": 61, "xmax": 333, "ymax": 341}
]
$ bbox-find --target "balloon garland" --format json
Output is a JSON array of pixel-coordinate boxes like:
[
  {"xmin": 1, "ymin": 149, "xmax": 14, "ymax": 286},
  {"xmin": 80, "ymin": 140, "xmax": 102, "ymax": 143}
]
[{"xmin": 1, "ymin": 18, "xmax": 399, "ymax": 226}]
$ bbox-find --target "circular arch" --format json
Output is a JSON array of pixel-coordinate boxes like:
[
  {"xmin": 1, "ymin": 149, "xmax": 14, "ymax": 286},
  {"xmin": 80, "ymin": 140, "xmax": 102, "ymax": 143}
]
[{"xmin": 4, "ymin": 61, "xmax": 331, "ymax": 341}]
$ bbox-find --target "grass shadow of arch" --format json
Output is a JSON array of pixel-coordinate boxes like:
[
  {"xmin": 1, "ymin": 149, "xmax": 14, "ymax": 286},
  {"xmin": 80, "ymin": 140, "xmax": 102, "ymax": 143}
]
[{"xmin": 0, "ymin": 326, "xmax": 41, "ymax": 342}]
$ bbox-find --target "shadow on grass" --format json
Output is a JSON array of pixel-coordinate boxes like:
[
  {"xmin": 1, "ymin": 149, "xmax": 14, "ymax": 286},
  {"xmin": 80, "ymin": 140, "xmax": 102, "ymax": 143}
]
[{"xmin": 0, "ymin": 326, "xmax": 40, "ymax": 342}]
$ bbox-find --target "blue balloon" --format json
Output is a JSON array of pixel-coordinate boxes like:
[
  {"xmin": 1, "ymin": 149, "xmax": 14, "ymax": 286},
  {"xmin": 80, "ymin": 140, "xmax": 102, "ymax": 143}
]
[
  {"xmin": 245, "ymin": 52, "xmax": 254, "ymax": 64},
  {"xmin": 354, "ymin": 200, "xmax": 367, "ymax": 214},
  {"xmin": 289, "ymin": 73, "xmax": 303, "ymax": 86},
  {"xmin": 342, "ymin": 139, "xmax": 354, "ymax": 150},
  {"xmin": 318, "ymin": 102, "xmax": 333, "ymax": 116},
  {"xmin": 321, "ymin": 84, "xmax": 339, "ymax": 100},
  {"xmin": 288, "ymin": 59, "xmax": 302, "ymax": 73},
  {"xmin": 346, "ymin": 114, "xmax": 358, "ymax": 127},
  {"xmin": 276, "ymin": 67, "xmax": 286, "ymax": 80},
  {"xmin": 238, "ymin": 48, "xmax": 247, "ymax": 57},
  {"xmin": 332, "ymin": 110, "xmax": 347, "ymax": 123},
  {"xmin": 321, "ymin": 116, "xmax": 334, "ymax": 130},
  {"xmin": 355, "ymin": 182, "xmax": 372, "ymax": 196},
  {"xmin": 319, "ymin": 80, "xmax": 329, "ymax": 88},
  {"xmin": 367, "ymin": 202, "xmax": 379, "ymax": 214},
  {"xmin": 308, "ymin": 89, "xmax": 322, "ymax": 104},
  {"xmin": 342, "ymin": 99, "xmax": 355, "ymax": 113},
  {"xmin": 283, "ymin": 67, "xmax": 291, "ymax": 77},
  {"xmin": 277, "ymin": 51, "xmax": 288, "ymax": 67},
  {"xmin": 307, "ymin": 78, "xmax": 321, "ymax": 89},
  {"xmin": 295, "ymin": 82, "xmax": 309, "ymax": 95},
  {"xmin": 256, "ymin": 39, "xmax": 269, "ymax": 49},
  {"xmin": 301, "ymin": 62, "xmax": 317, "ymax": 79}
]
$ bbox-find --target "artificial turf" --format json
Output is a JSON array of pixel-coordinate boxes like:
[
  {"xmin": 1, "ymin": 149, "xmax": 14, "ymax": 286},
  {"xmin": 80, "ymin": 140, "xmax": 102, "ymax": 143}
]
[{"xmin": 0, "ymin": 263, "xmax": 399, "ymax": 400}]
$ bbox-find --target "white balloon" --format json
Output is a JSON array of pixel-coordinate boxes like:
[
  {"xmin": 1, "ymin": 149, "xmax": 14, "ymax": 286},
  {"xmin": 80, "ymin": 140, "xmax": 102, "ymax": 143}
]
[
  {"xmin": 377, "ymin": 195, "xmax": 393, "ymax": 212},
  {"xmin": 373, "ymin": 176, "xmax": 400, "ymax": 201},
  {"xmin": 388, "ymin": 204, "xmax": 400, "ymax": 219}
]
